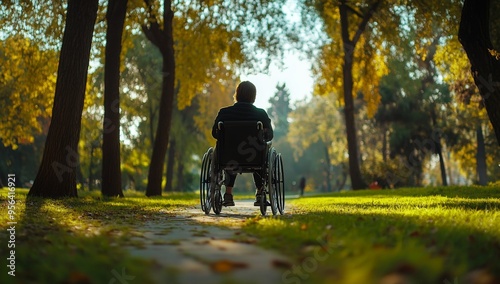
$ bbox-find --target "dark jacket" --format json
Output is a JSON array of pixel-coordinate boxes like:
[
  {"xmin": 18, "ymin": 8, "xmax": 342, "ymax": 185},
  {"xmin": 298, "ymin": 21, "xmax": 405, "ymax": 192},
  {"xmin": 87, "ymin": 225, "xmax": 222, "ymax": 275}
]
[{"xmin": 212, "ymin": 102, "xmax": 273, "ymax": 141}]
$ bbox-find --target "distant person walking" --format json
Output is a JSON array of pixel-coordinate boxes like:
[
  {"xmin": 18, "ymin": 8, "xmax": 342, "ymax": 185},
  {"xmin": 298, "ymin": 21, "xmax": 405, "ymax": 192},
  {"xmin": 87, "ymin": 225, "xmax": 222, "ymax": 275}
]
[{"xmin": 299, "ymin": 176, "xmax": 306, "ymax": 196}]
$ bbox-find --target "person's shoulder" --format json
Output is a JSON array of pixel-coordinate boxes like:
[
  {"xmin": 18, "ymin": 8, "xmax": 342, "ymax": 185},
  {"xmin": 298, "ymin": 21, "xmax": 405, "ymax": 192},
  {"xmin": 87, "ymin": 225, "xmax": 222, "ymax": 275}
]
[
  {"xmin": 255, "ymin": 107, "xmax": 270, "ymax": 117},
  {"xmin": 218, "ymin": 104, "xmax": 235, "ymax": 112},
  {"xmin": 252, "ymin": 105, "xmax": 267, "ymax": 113}
]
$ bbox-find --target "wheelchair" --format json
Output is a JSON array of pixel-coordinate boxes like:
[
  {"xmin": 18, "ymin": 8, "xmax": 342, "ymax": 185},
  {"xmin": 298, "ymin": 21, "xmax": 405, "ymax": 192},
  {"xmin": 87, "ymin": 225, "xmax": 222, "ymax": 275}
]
[{"xmin": 200, "ymin": 121, "xmax": 285, "ymax": 216}]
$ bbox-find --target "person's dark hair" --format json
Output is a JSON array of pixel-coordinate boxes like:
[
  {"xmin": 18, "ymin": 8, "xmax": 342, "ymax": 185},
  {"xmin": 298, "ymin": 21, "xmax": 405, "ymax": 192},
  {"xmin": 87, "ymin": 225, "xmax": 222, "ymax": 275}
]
[{"xmin": 234, "ymin": 81, "xmax": 256, "ymax": 103}]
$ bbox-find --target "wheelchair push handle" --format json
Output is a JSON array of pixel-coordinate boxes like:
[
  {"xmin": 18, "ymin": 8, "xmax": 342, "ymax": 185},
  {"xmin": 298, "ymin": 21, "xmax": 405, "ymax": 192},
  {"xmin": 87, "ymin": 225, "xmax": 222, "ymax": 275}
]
[{"xmin": 218, "ymin": 121, "xmax": 263, "ymax": 130}]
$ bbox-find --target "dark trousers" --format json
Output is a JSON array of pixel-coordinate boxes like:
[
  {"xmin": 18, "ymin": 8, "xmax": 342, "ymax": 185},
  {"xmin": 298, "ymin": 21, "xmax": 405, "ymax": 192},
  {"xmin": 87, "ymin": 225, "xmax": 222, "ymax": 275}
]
[{"xmin": 224, "ymin": 170, "xmax": 264, "ymax": 189}]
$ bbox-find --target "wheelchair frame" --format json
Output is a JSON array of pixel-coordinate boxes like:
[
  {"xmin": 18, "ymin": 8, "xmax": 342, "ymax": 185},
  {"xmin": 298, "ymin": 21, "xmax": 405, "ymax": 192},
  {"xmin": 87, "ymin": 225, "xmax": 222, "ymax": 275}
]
[{"xmin": 200, "ymin": 121, "xmax": 285, "ymax": 216}]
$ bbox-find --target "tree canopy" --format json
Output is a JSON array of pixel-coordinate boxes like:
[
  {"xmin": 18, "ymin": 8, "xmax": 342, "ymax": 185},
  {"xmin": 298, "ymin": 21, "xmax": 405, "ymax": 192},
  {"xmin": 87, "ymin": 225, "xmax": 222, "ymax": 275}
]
[{"xmin": 1, "ymin": 0, "xmax": 499, "ymax": 193}]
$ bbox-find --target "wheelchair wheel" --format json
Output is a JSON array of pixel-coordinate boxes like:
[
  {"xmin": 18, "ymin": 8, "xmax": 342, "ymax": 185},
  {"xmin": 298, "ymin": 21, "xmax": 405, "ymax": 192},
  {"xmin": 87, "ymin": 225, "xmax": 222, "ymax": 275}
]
[
  {"xmin": 267, "ymin": 148, "xmax": 278, "ymax": 216},
  {"xmin": 276, "ymin": 153, "xmax": 285, "ymax": 215},
  {"xmin": 213, "ymin": 187, "xmax": 223, "ymax": 215},
  {"xmin": 200, "ymin": 148, "xmax": 213, "ymax": 215},
  {"xmin": 259, "ymin": 191, "xmax": 267, "ymax": 216}
]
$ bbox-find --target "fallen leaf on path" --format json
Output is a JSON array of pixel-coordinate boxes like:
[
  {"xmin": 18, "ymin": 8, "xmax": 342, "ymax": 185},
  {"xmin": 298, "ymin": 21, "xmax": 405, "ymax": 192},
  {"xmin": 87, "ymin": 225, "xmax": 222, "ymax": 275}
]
[
  {"xmin": 63, "ymin": 271, "xmax": 92, "ymax": 284},
  {"xmin": 271, "ymin": 259, "xmax": 292, "ymax": 269},
  {"xmin": 210, "ymin": 259, "xmax": 248, "ymax": 273}
]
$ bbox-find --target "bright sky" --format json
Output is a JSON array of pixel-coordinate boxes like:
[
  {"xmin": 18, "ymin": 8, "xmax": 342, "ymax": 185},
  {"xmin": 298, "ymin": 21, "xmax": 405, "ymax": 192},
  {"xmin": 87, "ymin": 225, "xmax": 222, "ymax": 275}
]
[{"xmin": 240, "ymin": 53, "xmax": 315, "ymax": 110}]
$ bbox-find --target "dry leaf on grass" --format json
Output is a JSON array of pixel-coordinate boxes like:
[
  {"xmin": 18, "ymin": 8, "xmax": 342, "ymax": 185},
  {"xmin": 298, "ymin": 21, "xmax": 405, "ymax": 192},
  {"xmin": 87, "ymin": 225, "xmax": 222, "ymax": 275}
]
[
  {"xmin": 63, "ymin": 271, "xmax": 92, "ymax": 284},
  {"xmin": 210, "ymin": 259, "xmax": 248, "ymax": 273}
]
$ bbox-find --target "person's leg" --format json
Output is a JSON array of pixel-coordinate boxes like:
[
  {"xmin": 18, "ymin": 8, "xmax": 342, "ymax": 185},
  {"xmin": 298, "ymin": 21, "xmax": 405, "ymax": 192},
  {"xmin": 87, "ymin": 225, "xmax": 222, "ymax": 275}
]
[
  {"xmin": 223, "ymin": 171, "xmax": 236, "ymax": 206},
  {"xmin": 253, "ymin": 170, "xmax": 265, "ymax": 206},
  {"xmin": 253, "ymin": 171, "xmax": 264, "ymax": 192}
]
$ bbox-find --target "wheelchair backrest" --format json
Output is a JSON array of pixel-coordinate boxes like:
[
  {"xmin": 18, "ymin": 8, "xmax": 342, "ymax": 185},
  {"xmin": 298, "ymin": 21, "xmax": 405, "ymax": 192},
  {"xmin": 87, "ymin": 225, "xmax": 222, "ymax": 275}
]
[{"xmin": 216, "ymin": 121, "xmax": 267, "ymax": 170}]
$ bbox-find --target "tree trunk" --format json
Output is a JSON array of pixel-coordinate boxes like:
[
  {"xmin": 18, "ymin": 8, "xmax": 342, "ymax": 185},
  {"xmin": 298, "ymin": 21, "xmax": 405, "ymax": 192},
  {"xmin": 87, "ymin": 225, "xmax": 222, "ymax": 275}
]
[
  {"xmin": 338, "ymin": 0, "xmax": 380, "ymax": 190},
  {"xmin": 476, "ymin": 124, "xmax": 488, "ymax": 185},
  {"xmin": 459, "ymin": 0, "xmax": 500, "ymax": 145},
  {"xmin": 436, "ymin": 140, "xmax": 448, "ymax": 186},
  {"xmin": 164, "ymin": 139, "xmax": 175, "ymax": 192},
  {"xmin": 323, "ymin": 143, "xmax": 332, "ymax": 192},
  {"xmin": 76, "ymin": 163, "xmax": 84, "ymax": 190},
  {"xmin": 382, "ymin": 127, "xmax": 387, "ymax": 162},
  {"xmin": 102, "ymin": 0, "xmax": 128, "ymax": 197},
  {"xmin": 176, "ymin": 159, "xmax": 184, "ymax": 191},
  {"xmin": 335, "ymin": 166, "xmax": 348, "ymax": 192},
  {"xmin": 89, "ymin": 144, "xmax": 95, "ymax": 191},
  {"xmin": 28, "ymin": 0, "xmax": 98, "ymax": 198},
  {"xmin": 148, "ymin": 99, "xmax": 156, "ymax": 144},
  {"xmin": 143, "ymin": 0, "xmax": 176, "ymax": 196},
  {"xmin": 431, "ymin": 110, "xmax": 448, "ymax": 186}
]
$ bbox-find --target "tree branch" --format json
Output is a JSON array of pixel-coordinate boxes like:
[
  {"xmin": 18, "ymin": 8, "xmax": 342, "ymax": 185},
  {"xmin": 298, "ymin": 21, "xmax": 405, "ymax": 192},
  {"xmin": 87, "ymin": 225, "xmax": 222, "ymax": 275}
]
[
  {"xmin": 351, "ymin": 0, "xmax": 381, "ymax": 46},
  {"xmin": 141, "ymin": 23, "xmax": 159, "ymax": 47},
  {"xmin": 346, "ymin": 5, "xmax": 363, "ymax": 19}
]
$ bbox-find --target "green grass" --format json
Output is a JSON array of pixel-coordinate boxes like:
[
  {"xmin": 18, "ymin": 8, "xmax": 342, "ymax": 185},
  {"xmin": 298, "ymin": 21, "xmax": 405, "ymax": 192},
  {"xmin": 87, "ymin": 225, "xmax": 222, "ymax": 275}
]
[
  {"xmin": 241, "ymin": 186, "xmax": 500, "ymax": 283},
  {"xmin": 0, "ymin": 188, "xmax": 198, "ymax": 284},
  {"xmin": 2, "ymin": 186, "xmax": 499, "ymax": 284}
]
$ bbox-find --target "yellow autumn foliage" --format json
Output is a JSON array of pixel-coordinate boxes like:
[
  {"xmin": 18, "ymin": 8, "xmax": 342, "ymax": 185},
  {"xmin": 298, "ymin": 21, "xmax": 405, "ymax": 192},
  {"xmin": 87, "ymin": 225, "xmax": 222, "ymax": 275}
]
[
  {"xmin": 0, "ymin": 36, "xmax": 58, "ymax": 148},
  {"xmin": 309, "ymin": 1, "xmax": 393, "ymax": 118},
  {"xmin": 192, "ymin": 63, "xmax": 236, "ymax": 144},
  {"xmin": 173, "ymin": 9, "xmax": 244, "ymax": 110}
]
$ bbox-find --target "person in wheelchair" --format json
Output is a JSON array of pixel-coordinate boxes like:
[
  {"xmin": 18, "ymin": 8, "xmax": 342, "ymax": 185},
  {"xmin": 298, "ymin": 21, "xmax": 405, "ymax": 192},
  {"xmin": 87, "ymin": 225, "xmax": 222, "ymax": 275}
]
[{"xmin": 212, "ymin": 81, "xmax": 274, "ymax": 207}]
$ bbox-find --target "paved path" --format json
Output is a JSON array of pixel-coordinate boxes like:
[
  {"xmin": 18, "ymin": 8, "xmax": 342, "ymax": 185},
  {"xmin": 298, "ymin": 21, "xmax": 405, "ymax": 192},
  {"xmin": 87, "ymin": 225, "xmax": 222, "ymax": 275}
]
[{"xmin": 127, "ymin": 200, "xmax": 293, "ymax": 284}]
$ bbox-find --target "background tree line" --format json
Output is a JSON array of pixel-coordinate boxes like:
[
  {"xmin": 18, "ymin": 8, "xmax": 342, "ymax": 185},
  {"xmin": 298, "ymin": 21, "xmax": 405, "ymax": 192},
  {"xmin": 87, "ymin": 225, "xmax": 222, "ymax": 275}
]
[{"xmin": 0, "ymin": 0, "xmax": 498, "ymax": 196}]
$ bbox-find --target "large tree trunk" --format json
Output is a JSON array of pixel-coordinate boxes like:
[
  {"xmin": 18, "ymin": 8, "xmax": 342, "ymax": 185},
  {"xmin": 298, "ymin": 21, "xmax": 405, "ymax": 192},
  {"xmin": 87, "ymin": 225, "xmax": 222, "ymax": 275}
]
[
  {"xmin": 338, "ymin": 0, "xmax": 380, "ymax": 189},
  {"xmin": 459, "ymin": 0, "xmax": 500, "ymax": 144},
  {"xmin": 476, "ymin": 124, "xmax": 488, "ymax": 185},
  {"xmin": 164, "ymin": 139, "xmax": 175, "ymax": 192},
  {"xmin": 102, "ymin": 0, "xmax": 128, "ymax": 197},
  {"xmin": 28, "ymin": 0, "xmax": 98, "ymax": 198},
  {"xmin": 143, "ymin": 0, "xmax": 175, "ymax": 196}
]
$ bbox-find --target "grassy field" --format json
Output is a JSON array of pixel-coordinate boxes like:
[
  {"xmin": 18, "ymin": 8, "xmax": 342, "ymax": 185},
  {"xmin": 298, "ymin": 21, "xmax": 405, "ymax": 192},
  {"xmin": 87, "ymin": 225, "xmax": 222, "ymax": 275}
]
[
  {"xmin": 1, "ymin": 186, "xmax": 499, "ymax": 283},
  {"xmin": 242, "ymin": 186, "xmax": 500, "ymax": 283},
  {"xmin": 0, "ymin": 188, "xmax": 198, "ymax": 283}
]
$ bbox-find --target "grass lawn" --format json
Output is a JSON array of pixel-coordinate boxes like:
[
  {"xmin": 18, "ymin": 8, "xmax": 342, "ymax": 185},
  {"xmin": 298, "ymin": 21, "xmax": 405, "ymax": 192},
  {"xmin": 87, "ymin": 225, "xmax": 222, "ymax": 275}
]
[
  {"xmin": 1, "ymin": 186, "xmax": 499, "ymax": 283},
  {"xmin": 0, "ymin": 188, "xmax": 198, "ymax": 283},
  {"xmin": 241, "ymin": 185, "xmax": 500, "ymax": 284}
]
